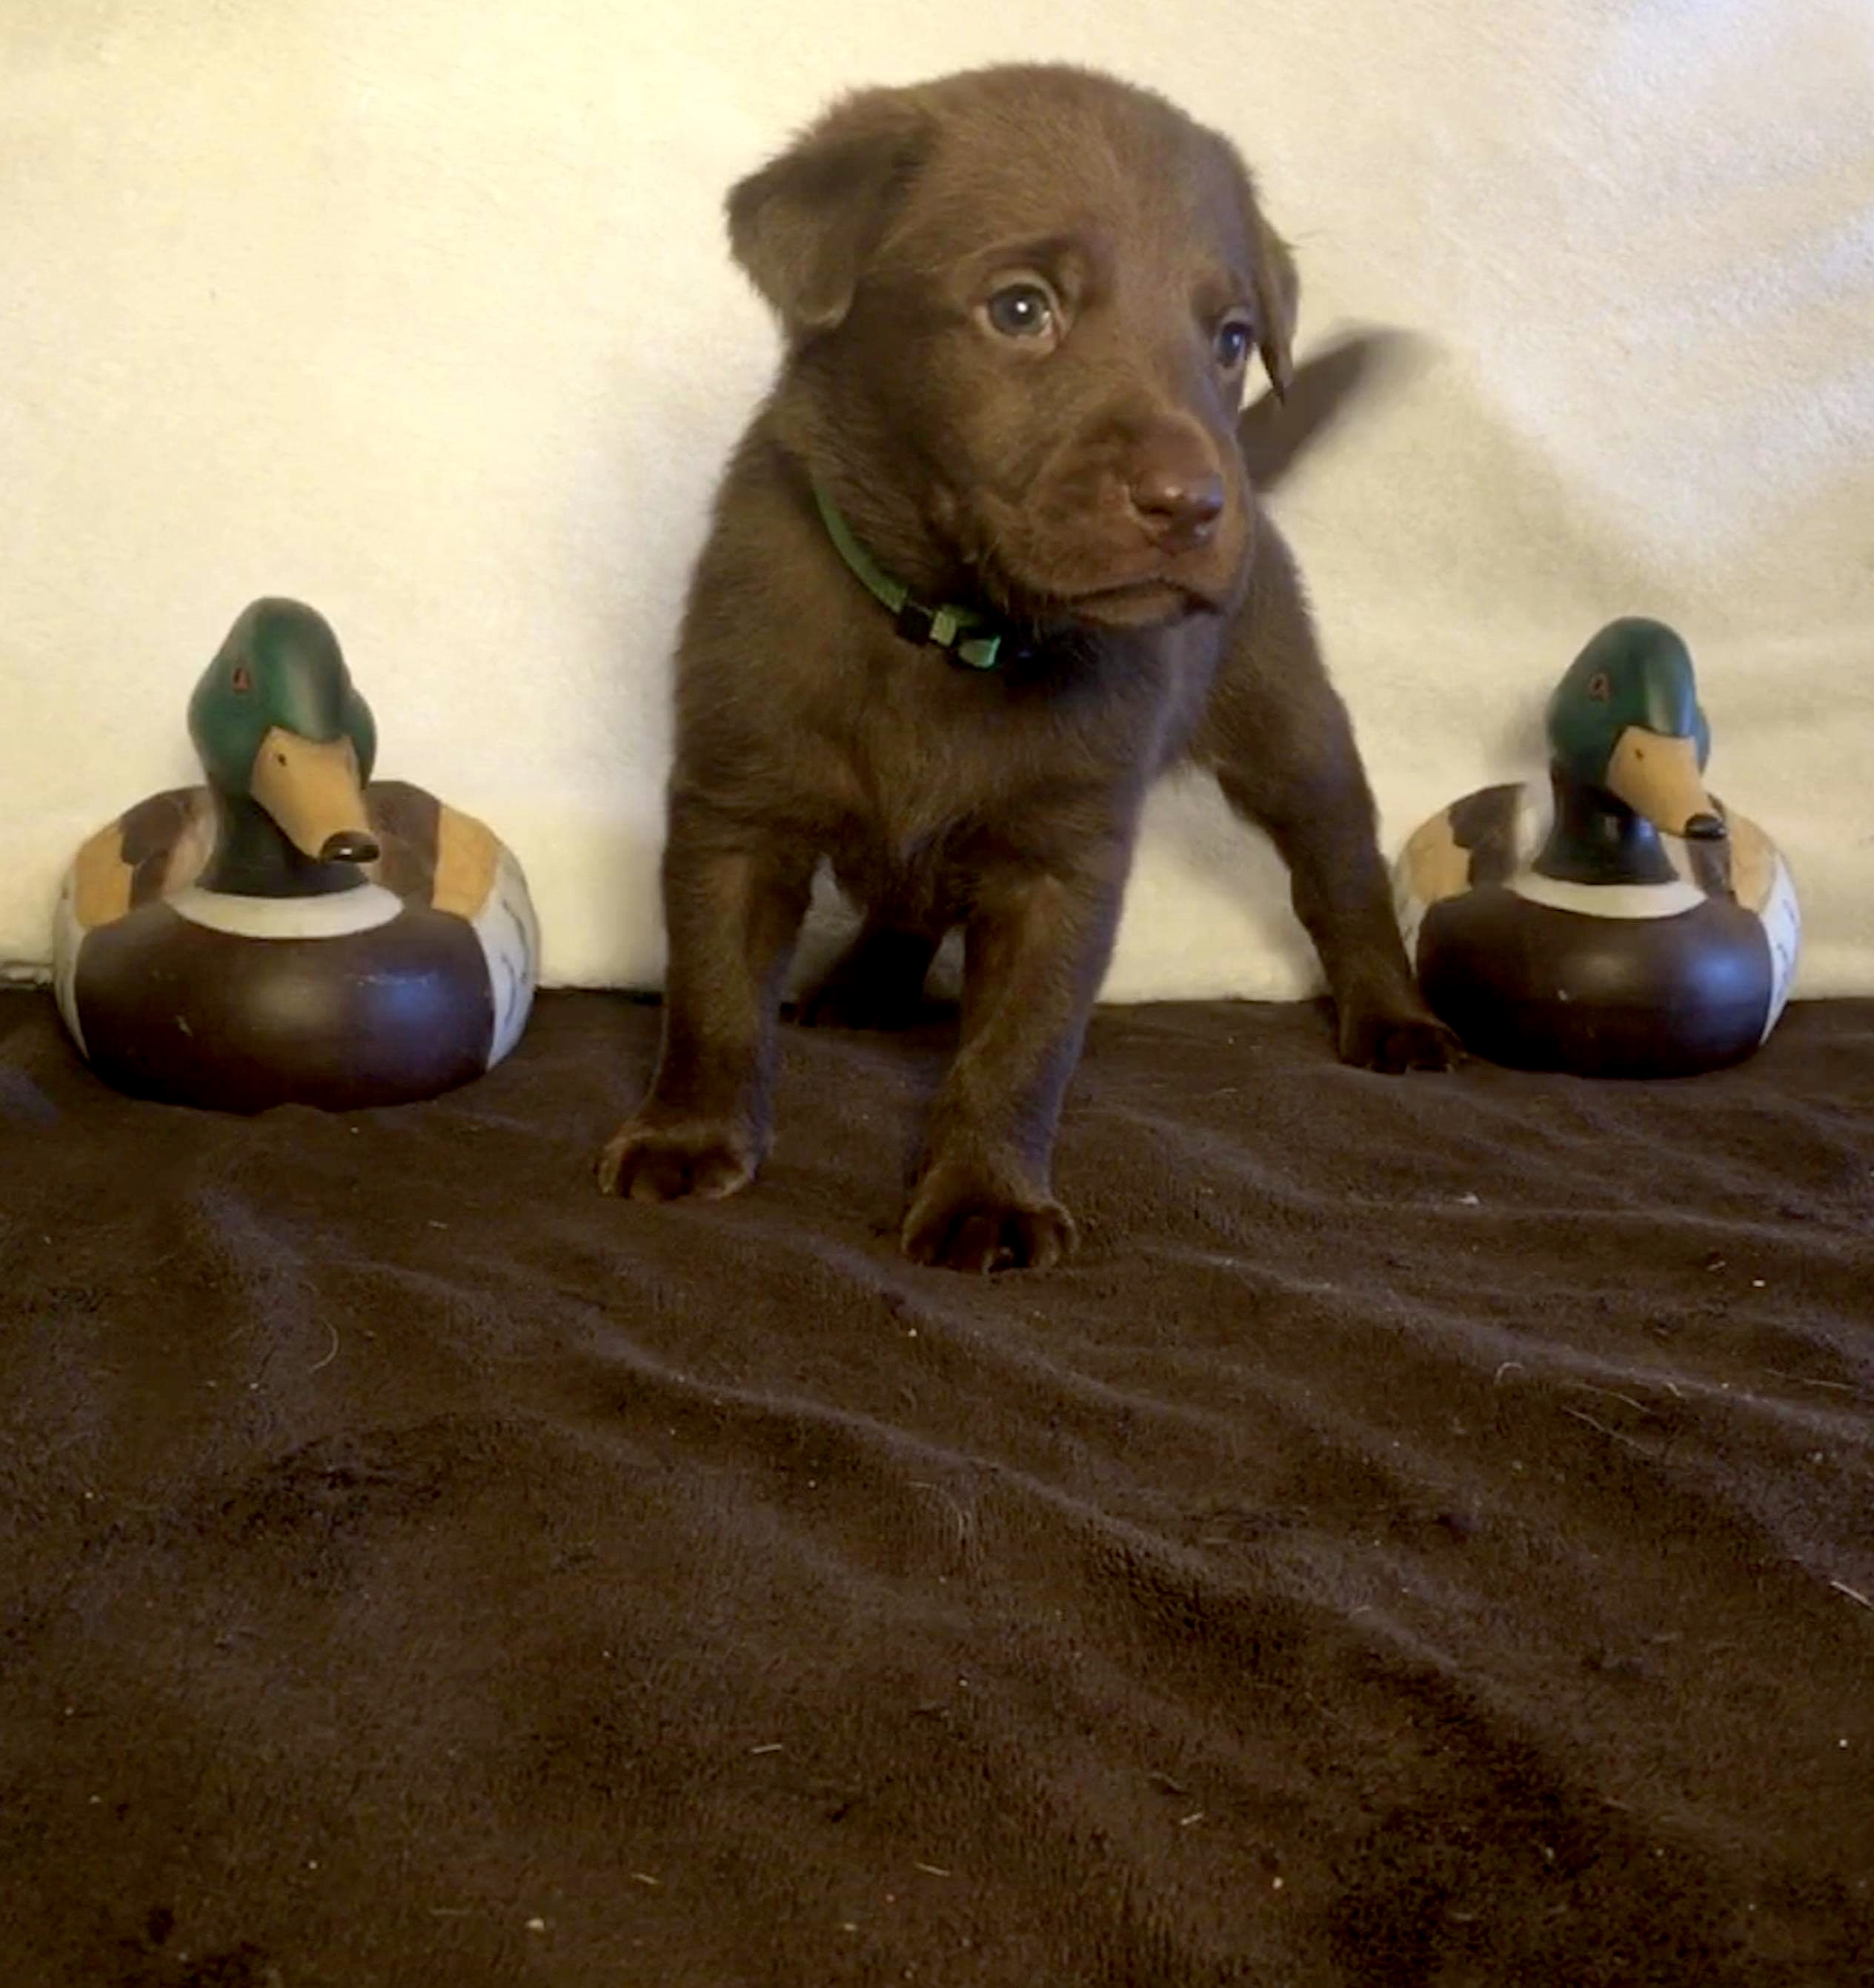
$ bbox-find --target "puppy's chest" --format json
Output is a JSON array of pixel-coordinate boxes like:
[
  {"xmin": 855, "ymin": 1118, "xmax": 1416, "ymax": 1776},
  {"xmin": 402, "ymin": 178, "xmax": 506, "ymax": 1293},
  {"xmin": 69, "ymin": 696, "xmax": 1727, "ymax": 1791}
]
[{"xmin": 803, "ymin": 663, "xmax": 1138, "ymax": 891}]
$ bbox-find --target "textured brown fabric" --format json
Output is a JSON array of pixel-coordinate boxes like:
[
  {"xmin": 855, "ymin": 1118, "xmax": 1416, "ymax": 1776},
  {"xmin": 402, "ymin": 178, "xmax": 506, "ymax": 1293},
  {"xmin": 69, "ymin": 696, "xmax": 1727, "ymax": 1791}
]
[{"xmin": 3, "ymin": 985, "xmax": 1871, "ymax": 1987}]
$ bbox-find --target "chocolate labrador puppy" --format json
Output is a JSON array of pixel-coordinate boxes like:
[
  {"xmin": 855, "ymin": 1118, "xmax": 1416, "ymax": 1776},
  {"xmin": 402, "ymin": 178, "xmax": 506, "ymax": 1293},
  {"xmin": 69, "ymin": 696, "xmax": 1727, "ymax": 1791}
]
[{"xmin": 599, "ymin": 63, "xmax": 1455, "ymax": 1270}]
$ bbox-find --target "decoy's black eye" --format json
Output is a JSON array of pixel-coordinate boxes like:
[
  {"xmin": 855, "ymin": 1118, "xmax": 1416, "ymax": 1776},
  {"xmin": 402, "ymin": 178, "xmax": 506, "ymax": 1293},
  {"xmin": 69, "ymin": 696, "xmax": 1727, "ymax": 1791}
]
[
  {"xmin": 1586, "ymin": 671, "xmax": 1612, "ymax": 702},
  {"xmin": 231, "ymin": 665, "xmax": 252, "ymax": 694}
]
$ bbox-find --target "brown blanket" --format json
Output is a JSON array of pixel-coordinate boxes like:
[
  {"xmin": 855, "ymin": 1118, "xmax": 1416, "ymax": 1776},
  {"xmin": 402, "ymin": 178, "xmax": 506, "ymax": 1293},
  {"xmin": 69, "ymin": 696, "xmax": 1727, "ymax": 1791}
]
[{"xmin": 4, "ymin": 986, "xmax": 1871, "ymax": 1987}]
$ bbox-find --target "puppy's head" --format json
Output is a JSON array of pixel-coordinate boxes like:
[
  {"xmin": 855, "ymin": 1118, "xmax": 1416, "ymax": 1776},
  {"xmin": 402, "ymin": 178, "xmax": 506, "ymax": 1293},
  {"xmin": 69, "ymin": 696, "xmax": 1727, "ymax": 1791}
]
[{"xmin": 728, "ymin": 66, "xmax": 1297, "ymax": 631}]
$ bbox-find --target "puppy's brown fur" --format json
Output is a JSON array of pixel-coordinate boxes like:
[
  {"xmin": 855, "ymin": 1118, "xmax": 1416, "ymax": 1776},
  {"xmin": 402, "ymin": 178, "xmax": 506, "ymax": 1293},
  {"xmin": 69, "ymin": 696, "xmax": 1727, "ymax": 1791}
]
[{"xmin": 600, "ymin": 64, "xmax": 1455, "ymax": 1271}]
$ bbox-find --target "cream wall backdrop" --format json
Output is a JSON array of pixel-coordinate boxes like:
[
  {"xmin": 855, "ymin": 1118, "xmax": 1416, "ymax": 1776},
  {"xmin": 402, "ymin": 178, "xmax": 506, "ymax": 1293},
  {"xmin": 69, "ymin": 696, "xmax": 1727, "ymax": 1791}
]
[{"xmin": 4, "ymin": 0, "xmax": 1872, "ymax": 999}]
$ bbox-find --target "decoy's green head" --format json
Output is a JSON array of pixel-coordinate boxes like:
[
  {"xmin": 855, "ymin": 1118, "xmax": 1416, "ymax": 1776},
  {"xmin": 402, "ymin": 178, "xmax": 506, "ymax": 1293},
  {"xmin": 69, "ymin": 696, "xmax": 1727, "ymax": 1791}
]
[
  {"xmin": 1545, "ymin": 617, "xmax": 1722, "ymax": 839},
  {"xmin": 187, "ymin": 599, "xmax": 381, "ymax": 863}
]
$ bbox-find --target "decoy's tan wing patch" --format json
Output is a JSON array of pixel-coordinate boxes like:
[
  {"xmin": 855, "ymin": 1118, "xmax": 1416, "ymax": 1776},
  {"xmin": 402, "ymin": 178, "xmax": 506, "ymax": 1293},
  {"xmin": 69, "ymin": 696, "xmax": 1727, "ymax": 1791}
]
[
  {"xmin": 70, "ymin": 824, "xmax": 134, "ymax": 931},
  {"xmin": 431, "ymin": 805, "xmax": 502, "ymax": 921},
  {"xmin": 70, "ymin": 787, "xmax": 203, "ymax": 927},
  {"xmin": 1400, "ymin": 812, "xmax": 1473, "ymax": 908},
  {"xmin": 1723, "ymin": 807, "xmax": 1779, "ymax": 917}
]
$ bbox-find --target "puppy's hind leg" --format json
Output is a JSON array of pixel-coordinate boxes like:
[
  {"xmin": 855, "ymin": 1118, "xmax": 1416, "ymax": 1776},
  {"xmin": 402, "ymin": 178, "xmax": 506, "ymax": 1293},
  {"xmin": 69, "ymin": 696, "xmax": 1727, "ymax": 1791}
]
[{"xmin": 794, "ymin": 918, "xmax": 943, "ymax": 1031}]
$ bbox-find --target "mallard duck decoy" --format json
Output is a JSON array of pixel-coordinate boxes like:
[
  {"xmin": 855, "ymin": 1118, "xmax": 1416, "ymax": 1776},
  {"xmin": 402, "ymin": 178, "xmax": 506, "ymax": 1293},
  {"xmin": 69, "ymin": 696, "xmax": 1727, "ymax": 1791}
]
[
  {"xmin": 1394, "ymin": 617, "xmax": 1798, "ymax": 1077},
  {"xmin": 52, "ymin": 598, "xmax": 539, "ymax": 1111}
]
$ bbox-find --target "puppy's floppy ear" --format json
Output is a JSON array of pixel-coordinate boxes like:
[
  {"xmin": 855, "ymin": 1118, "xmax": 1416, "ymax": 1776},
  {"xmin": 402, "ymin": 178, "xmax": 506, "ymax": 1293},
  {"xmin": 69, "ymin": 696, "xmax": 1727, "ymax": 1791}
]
[
  {"xmin": 1249, "ymin": 208, "xmax": 1299, "ymax": 402},
  {"xmin": 726, "ymin": 88, "xmax": 932, "ymax": 339}
]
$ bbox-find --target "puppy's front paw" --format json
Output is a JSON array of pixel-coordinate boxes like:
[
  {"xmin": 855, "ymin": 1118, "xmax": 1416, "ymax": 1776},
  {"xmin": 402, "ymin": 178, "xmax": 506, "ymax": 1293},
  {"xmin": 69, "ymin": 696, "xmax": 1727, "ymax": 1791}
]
[
  {"xmin": 901, "ymin": 1166, "xmax": 1077, "ymax": 1274},
  {"xmin": 597, "ymin": 1117, "xmax": 757, "ymax": 1204},
  {"xmin": 1338, "ymin": 995, "xmax": 1463, "ymax": 1074}
]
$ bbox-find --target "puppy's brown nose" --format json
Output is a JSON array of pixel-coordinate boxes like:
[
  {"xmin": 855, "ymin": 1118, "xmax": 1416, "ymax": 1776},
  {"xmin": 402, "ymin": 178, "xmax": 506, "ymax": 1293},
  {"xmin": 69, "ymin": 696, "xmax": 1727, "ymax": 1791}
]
[{"xmin": 1127, "ymin": 457, "xmax": 1226, "ymax": 548}]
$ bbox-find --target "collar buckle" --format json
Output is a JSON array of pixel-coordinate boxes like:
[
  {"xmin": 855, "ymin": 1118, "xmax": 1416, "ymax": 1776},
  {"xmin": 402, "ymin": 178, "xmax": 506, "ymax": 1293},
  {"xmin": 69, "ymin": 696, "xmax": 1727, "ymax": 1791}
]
[{"xmin": 816, "ymin": 482, "xmax": 1007, "ymax": 674}]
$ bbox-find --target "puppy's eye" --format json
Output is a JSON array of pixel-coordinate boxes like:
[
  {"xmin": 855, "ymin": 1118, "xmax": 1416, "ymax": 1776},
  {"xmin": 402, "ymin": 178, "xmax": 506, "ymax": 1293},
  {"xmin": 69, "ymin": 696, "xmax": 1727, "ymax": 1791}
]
[
  {"xmin": 983, "ymin": 282, "xmax": 1057, "ymax": 340},
  {"xmin": 1214, "ymin": 317, "xmax": 1255, "ymax": 370}
]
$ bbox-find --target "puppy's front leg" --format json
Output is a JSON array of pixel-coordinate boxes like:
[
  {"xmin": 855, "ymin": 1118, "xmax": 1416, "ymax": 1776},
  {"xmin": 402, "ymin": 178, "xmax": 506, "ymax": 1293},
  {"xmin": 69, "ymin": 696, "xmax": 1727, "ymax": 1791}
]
[
  {"xmin": 599, "ymin": 795, "xmax": 814, "ymax": 1203},
  {"xmin": 902, "ymin": 860, "xmax": 1123, "ymax": 1273}
]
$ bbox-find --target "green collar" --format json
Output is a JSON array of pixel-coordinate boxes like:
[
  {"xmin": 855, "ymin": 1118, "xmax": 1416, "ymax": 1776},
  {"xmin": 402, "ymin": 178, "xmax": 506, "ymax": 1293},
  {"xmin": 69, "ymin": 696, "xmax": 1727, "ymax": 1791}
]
[{"xmin": 813, "ymin": 485, "xmax": 1005, "ymax": 671}]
